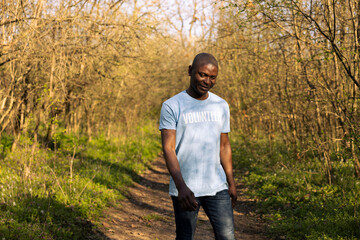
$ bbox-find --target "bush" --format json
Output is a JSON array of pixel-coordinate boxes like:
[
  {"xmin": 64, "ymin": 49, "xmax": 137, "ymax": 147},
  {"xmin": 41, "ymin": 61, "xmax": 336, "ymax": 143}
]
[{"xmin": 231, "ymin": 134, "xmax": 360, "ymax": 240}]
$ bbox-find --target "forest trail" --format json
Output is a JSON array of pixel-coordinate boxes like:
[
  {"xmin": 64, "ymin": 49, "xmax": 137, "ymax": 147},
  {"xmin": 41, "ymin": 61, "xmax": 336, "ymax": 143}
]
[{"xmin": 98, "ymin": 157, "xmax": 268, "ymax": 240}]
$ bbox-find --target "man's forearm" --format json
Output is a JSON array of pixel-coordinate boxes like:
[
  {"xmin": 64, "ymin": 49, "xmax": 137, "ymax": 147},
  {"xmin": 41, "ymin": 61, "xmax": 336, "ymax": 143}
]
[
  {"xmin": 220, "ymin": 133, "xmax": 237, "ymax": 207},
  {"xmin": 161, "ymin": 129, "xmax": 187, "ymax": 190},
  {"xmin": 163, "ymin": 147, "xmax": 198, "ymax": 211},
  {"xmin": 220, "ymin": 140, "xmax": 235, "ymax": 183},
  {"xmin": 163, "ymin": 149, "xmax": 188, "ymax": 190}
]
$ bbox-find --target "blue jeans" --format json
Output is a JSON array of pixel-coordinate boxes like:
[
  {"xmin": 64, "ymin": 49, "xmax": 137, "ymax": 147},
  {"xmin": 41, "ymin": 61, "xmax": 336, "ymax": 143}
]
[{"xmin": 171, "ymin": 189, "xmax": 235, "ymax": 240}]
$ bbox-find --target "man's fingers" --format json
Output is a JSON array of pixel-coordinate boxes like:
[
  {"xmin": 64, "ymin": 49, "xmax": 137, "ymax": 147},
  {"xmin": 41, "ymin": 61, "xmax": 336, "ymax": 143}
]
[
  {"xmin": 178, "ymin": 186, "xmax": 198, "ymax": 211},
  {"xmin": 186, "ymin": 196, "xmax": 198, "ymax": 211},
  {"xmin": 180, "ymin": 202, "xmax": 196, "ymax": 211},
  {"xmin": 179, "ymin": 201, "xmax": 188, "ymax": 210},
  {"xmin": 179, "ymin": 195, "xmax": 198, "ymax": 211},
  {"xmin": 190, "ymin": 200, "xmax": 198, "ymax": 210},
  {"xmin": 231, "ymin": 198, "xmax": 236, "ymax": 208},
  {"xmin": 190, "ymin": 193, "xmax": 198, "ymax": 208},
  {"xmin": 230, "ymin": 193, "xmax": 237, "ymax": 208}
]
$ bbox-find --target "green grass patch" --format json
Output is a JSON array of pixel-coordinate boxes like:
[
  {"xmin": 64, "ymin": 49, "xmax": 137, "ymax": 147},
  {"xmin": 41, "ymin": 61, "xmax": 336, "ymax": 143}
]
[
  {"xmin": 0, "ymin": 125, "xmax": 161, "ymax": 239},
  {"xmin": 231, "ymin": 134, "xmax": 360, "ymax": 240}
]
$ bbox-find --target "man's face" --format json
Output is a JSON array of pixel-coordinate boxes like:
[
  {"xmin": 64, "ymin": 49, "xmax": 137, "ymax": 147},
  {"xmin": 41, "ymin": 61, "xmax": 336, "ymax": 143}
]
[{"xmin": 188, "ymin": 63, "xmax": 218, "ymax": 98}]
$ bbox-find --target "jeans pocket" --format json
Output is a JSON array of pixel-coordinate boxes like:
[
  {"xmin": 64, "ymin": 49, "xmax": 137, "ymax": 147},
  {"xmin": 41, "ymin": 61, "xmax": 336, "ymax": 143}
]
[{"xmin": 216, "ymin": 189, "xmax": 230, "ymax": 199}]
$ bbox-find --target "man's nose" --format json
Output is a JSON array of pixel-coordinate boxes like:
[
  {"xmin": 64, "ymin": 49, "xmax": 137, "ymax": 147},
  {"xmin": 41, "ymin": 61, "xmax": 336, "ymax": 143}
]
[{"xmin": 204, "ymin": 76, "xmax": 210, "ymax": 84}]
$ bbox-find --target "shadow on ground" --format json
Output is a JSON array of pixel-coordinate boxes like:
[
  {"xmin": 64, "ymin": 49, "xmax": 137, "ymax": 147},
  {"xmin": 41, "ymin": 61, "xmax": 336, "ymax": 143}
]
[{"xmin": 0, "ymin": 194, "xmax": 111, "ymax": 240}]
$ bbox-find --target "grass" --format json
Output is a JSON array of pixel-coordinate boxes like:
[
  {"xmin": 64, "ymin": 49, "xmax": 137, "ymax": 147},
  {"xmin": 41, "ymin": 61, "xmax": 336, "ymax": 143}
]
[
  {"xmin": 0, "ymin": 124, "xmax": 161, "ymax": 239},
  {"xmin": 3, "ymin": 123, "xmax": 359, "ymax": 240},
  {"xmin": 231, "ymin": 134, "xmax": 360, "ymax": 240}
]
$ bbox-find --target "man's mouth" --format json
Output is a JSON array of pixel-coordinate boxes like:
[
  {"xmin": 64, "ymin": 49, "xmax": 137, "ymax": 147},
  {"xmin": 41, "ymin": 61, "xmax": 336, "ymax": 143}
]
[{"xmin": 199, "ymin": 85, "xmax": 208, "ymax": 91}]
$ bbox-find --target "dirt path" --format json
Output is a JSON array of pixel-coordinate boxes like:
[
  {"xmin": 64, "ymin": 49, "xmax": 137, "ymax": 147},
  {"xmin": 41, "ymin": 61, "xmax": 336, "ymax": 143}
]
[{"xmin": 99, "ymin": 157, "xmax": 268, "ymax": 240}]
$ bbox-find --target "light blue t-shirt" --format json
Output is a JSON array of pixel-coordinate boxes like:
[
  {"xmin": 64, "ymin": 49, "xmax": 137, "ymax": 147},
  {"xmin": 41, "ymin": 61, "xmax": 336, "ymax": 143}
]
[{"xmin": 159, "ymin": 90, "xmax": 230, "ymax": 197}]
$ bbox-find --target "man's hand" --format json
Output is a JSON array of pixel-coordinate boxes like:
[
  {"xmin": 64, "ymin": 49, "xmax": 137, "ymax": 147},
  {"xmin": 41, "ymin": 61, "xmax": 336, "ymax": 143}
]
[
  {"xmin": 228, "ymin": 183, "xmax": 237, "ymax": 208},
  {"xmin": 178, "ymin": 184, "xmax": 198, "ymax": 211}
]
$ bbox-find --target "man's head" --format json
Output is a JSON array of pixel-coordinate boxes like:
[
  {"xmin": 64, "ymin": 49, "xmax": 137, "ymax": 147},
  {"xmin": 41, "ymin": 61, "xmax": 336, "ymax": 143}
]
[{"xmin": 187, "ymin": 53, "xmax": 218, "ymax": 100}]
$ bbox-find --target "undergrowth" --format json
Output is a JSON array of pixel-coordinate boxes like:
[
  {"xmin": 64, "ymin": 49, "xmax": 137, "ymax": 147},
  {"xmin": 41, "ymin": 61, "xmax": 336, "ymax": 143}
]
[
  {"xmin": 0, "ymin": 124, "xmax": 161, "ymax": 239},
  {"xmin": 232, "ymin": 134, "xmax": 360, "ymax": 240}
]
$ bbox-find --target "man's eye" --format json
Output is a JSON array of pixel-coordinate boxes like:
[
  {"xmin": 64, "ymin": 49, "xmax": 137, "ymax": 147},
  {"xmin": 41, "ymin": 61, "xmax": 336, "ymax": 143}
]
[{"xmin": 198, "ymin": 73, "xmax": 205, "ymax": 77}]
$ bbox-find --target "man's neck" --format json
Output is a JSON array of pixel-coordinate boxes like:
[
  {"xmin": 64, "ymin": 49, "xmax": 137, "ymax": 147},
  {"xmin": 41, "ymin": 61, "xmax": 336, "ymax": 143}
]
[{"xmin": 186, "ymin": 88, "xmax": 209, "ymax": 100}]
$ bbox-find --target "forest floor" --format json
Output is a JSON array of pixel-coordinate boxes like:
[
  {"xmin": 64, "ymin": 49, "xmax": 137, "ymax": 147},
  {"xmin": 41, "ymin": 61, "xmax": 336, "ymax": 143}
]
[{"xmin": 97, "ymin": 157, "xmax": 269, "ymax": 240}]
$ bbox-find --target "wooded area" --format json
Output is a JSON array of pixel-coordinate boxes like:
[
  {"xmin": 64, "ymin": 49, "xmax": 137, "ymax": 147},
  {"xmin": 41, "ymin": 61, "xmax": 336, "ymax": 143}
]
[
  {"xmin": 2, "ymin": 0, "xmax": 359, "ymax": 178},
  {"xmin": 1, "ymin": 0, "xmax": 360, "ymax": 239},
  {"xmin": 215, "ymin": 0, "xmax": 360, "ymax": 181}
]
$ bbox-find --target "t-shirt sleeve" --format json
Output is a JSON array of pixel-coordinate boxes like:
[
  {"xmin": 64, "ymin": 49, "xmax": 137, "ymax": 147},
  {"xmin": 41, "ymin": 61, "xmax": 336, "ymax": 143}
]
[
  {"xmin": 159, "ymin": 102, "xmax": 177, "ymax": 130},
  {"xmin": 222, "ymin": 103, "xmax": 231, "ymax": 133}
]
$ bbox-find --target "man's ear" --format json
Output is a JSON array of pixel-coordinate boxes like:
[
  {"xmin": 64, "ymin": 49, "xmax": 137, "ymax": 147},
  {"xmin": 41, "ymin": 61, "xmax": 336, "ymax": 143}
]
[{"xmin": 188, "ymin": 65, "xmax": 192, "ymax": 76}]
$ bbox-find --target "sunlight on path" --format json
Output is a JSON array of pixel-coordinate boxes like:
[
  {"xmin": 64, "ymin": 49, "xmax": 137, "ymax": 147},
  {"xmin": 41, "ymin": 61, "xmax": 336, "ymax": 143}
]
[{"xmin": 99, "ymin": 157, "xmax": 268, "ymax": 240}]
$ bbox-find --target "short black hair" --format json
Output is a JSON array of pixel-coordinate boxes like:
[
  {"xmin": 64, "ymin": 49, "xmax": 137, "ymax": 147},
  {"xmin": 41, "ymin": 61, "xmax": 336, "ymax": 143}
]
[{"xmin": 191, "ymin": 53, "xmax": 218, "ymax": 73}]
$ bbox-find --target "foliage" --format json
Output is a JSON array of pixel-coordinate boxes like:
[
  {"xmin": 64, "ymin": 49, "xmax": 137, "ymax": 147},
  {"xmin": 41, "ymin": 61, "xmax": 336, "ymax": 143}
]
[
  {"xmin": 0, "ymin": 124, "xmax": 161, "ymax": 239},
  {"xmin": 2, "ymin": 0, "xmax": 360, "ymax": 239},
  {"xmin": 231, "ymin": 134, "xmax": 360, "ymax": 240},
  {"xmin": 0, "ymin": 0, "xmax": 202, "ymax": 143},
  {"xmin": 0, "ymin": 133, "xmax": 13, "ymax": 158},
  {"xmin": 215, "ymin": 0, "xmax": 360, "ymax": 180}
]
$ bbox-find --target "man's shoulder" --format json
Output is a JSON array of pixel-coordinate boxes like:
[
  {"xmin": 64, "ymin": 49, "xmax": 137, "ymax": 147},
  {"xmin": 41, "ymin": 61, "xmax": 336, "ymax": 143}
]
[
  {"xmin": 209, "ymin": 92, "xmax": 229, "ymax": 105},
  {"xmin": 163, "ymin": 91, "xmax": 186, "ymax": 106}
]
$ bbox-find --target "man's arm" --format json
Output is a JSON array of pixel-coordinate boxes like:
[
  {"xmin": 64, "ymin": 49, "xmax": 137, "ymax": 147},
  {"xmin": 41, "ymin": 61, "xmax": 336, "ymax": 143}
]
[
  {"xmin": 220, "ymin": 132, "xmax": 237, "ymax": 208},
  {"xmin": 161, "ymin": 129, "xmax": 198, "ymax": 211}
]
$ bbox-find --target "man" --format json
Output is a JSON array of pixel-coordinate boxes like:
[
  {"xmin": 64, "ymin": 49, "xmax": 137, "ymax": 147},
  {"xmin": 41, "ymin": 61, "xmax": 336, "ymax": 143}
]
[{"xmin": 159, "ymin": 53, "xmax": 237, "ymax": 240}]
